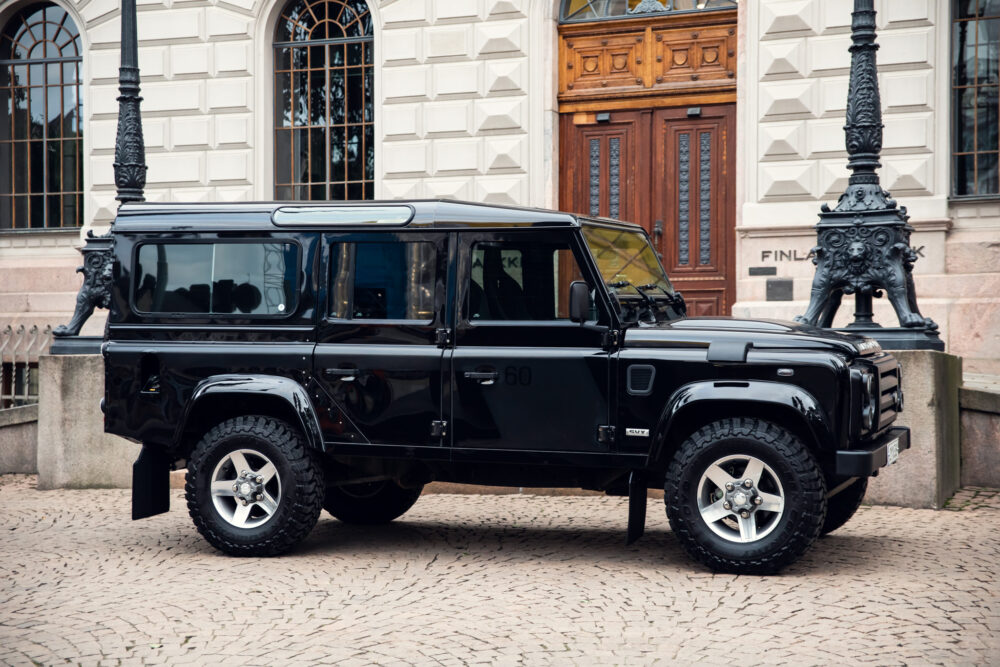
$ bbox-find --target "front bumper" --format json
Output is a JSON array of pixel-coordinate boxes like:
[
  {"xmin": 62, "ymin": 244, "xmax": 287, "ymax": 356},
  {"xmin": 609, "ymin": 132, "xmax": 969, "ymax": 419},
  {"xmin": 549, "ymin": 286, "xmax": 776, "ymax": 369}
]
[{"xmin": 835, "ymin": 426, "xmax": 910, "ymax": 477}]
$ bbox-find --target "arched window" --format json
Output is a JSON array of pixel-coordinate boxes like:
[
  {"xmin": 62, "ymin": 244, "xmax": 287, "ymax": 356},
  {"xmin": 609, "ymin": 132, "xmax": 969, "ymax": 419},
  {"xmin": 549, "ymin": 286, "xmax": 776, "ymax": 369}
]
[
  {"xmin": 0, "ymin": 3, "xmax": 82, "ymax": 229},
  {"xmin": 561, "ymin": 0, "xmax": 737, "ymax": 23},
  {"xmin": 273, "ymin": 0, "xmax": 373, "ymax": 201}
]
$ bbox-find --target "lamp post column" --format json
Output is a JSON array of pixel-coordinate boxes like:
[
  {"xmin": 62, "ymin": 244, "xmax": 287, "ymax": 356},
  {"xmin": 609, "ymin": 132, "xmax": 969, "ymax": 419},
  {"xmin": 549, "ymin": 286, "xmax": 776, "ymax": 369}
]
[
  {"xmin": 52, "ymin": 0, "xmax": 146, "ymax": 344},
  {"xmin": 794, "ymin": 0, "xmax": 942, "ymax": 350},
  {"xmin": 114, "ymin": 0, "xmax": 147, "ymax": 203}
]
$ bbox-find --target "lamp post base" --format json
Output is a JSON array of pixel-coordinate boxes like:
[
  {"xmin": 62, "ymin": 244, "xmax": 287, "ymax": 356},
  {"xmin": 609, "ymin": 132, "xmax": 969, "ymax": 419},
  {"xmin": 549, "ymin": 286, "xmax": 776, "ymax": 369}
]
[{"xmin": 835, "ymin": 324, "xmax": 944, "ymax": 351}]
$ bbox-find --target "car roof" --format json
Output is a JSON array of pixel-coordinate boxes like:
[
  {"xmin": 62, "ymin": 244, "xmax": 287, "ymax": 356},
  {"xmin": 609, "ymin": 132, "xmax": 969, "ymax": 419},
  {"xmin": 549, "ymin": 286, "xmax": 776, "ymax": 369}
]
[{"xmin": 112, "ymin": 199, "xmax": 644, "ymax": 233}]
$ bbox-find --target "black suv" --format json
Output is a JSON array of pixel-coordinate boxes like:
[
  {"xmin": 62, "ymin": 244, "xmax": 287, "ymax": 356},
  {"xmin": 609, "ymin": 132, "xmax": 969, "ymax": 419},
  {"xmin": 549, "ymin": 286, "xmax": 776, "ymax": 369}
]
[{"xmin": 104, "ymin": 200, "xmax": 908, "ymax": 574}]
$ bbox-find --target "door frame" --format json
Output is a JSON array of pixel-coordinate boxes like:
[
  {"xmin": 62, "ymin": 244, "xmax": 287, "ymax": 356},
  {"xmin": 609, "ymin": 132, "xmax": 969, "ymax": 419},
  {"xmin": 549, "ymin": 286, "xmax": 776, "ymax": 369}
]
[{"xmin": 445, "ymin": 227, "xmax": 615, "ymax": 454}]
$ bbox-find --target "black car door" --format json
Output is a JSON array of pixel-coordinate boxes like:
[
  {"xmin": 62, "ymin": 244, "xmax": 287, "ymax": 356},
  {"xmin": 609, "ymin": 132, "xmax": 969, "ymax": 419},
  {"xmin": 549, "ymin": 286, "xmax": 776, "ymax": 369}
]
[
  {"xmin": 448, "ymin": 229, "xmax": 613, "ymax": 452},
  {"xmin": 314, "ymin": 231, "xmax": 449, "ymax": 447}
]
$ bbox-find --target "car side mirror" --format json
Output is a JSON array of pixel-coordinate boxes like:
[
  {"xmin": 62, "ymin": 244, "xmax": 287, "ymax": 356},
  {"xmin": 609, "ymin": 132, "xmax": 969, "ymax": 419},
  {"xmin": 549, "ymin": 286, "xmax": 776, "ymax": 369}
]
[{"xmin": 569, "ymin": 281, "xmax": 590, "ymax": 323}]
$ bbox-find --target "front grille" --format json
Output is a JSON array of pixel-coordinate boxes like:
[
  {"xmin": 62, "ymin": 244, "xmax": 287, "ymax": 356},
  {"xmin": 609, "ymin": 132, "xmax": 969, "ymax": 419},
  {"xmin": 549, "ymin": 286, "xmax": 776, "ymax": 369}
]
[{"xmin": 872, "ymin": 354, "xmax": 900, "ymax": 432}]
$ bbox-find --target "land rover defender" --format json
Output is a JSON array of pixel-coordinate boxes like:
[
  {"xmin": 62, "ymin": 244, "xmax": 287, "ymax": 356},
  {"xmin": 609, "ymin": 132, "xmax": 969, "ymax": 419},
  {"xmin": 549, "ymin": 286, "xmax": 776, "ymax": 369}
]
[{"xmin": 104, "ymin": 200, "xmax": 908, "ymax": 573}]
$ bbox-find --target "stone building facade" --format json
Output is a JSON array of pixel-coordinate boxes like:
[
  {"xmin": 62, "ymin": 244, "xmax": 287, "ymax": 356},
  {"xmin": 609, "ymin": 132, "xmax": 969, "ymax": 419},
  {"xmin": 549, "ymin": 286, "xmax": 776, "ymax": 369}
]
[
  {"xmin": 0, "ymin": 0, "xmax": 997, "ymax": 372},
  {"xmin": 735, "ymin": 0, "xmax": 1000, "ymax": 374}
]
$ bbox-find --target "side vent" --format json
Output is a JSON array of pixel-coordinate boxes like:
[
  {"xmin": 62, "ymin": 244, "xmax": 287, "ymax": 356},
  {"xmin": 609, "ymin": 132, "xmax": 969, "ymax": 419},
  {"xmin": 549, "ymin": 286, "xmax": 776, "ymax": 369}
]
[{"xmin": 627, "ymin": 364, "xmax": 656, "ymax": 396}]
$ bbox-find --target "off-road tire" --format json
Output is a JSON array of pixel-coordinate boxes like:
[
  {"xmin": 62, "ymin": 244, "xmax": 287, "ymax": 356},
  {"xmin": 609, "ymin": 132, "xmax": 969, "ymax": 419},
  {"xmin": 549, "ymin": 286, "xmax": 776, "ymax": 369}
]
[
  {"xmin": 186, "ymin": 415, "xmax": 324, "ymax": 556},
  {"xmin": 664, "ymin": 417, "xmax": 827, "ymax": 575},
  {"xmin": 323, "ymin": 480, "xmax": 423, "ymax": 525},
  {"xmin": 821, "ymin": 477, "xmax": 868, "ymax": 535}
]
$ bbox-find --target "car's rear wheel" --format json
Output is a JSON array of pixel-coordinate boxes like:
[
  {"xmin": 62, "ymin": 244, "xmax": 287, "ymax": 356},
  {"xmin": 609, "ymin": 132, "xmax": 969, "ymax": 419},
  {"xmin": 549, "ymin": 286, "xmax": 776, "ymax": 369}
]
[
  {"xmin": 186, "ymin": 415, "xmax": 324, "ymax": 556},
  {"xmin": 323, "ymin": 480, "xmax": 423, "ymax": 525},
  {"xmin": 664, "ymin": 418, "xmax": 827, "ymax": 574},
  {"xmin": 821, "ymin": 477, "xmax": 868, "ymax": 535}
]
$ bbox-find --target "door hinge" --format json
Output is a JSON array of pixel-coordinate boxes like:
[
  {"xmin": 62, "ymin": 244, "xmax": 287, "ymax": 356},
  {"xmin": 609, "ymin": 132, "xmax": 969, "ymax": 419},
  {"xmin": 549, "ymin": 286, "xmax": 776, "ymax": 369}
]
[
  {"xmin": 603, "ymin": 330, "xmax": 620, "ymax": 348},
  {"xmin": 596, "ymin": 425, "xmax": 616, "ymax": 444},
  {"xmin": 435, "ymin": 328, "xmax": 451, "ymax": 347},
  {"xmin": 430, "ymin": 420, "xmax": 448, "ymax": 438}
]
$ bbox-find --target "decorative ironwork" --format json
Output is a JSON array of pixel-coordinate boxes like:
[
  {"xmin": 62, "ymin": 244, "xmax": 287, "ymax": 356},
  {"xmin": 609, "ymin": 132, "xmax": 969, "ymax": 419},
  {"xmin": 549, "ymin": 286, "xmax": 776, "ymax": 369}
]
[
  {"xmin": 609, "ymin": 137, "xmax": 621, "ymax": 219},
  {"xmin": 796, "ymin": 0, "xmax": 941, "ymax": 350},
  {"xmin": 55, "ymin": 0, "xmax": 147, "ymax": 342},
  {"xmin": 629, "ymin": 0, "xmax": 670, "ymax": 14},
  {"xmin": 273, "ymin": 0, "xmax": 374, "ymax": 201},
  {"xmin": 0, "ymin": 3, "xmax": 84, "ymax": 228},
  {"xmin": 698, "ymin": 131, "xmax": 711, "ymax": 265},
  {"xmin": 113, "ymin": 0, "xmax": 146, "ymax": 204},
  {"xmin": 0, "ymin": 324, "xmax": 52, "ymax": 408},
  {"xmin": 589, "ymin": 138, "xmax": 601, "ymax": 216},
  {"xmin": 561, "ymin": 0, "xmax": 735, "ymax": 23},
  {"xmin": 53, "ymin": 231, "xmax": 114, "ymax": 337},
  {"xmin": 678, "ymin": 132, "xmax": 690, "ymax": 265}
]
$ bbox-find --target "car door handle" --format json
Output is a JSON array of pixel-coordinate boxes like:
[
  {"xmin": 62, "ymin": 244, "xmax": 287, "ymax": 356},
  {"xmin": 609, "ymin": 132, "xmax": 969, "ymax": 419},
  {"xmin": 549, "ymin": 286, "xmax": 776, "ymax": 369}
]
[
  {"xmin": 324, "ymin": 368, "xmax": 358, "ymax": 381},
  {"xmin": 464, "ymin": 371, "xmax": 498, "ymax": 385}
]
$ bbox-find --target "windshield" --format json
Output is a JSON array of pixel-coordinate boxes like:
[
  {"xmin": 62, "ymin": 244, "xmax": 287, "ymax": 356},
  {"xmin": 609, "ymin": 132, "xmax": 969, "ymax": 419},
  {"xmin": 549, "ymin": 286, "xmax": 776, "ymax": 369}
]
[{"xmin": 581, "ymin": 223, "xmax": 683, "ymax": 324}]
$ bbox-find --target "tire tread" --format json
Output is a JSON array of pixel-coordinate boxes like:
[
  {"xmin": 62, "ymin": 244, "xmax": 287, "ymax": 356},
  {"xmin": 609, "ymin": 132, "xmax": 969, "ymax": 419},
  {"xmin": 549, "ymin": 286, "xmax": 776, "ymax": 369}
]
[
  {"xmin": 664, "ymin": 417, "xmax": 826, "ymax": 574},
  {"xmin": 185, "ymin": 415, "xmax": 324, "ymax": 557}
]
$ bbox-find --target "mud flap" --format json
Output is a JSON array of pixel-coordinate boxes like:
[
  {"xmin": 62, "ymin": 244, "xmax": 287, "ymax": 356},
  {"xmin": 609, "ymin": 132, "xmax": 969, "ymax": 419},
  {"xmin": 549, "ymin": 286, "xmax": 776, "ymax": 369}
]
[
  {"xmin": 626, "ymin": 470, "xmax": 647, "ymax": 545},
  {"xmin": 132, "ymin": 446, "xmax": 170, "ymax": 520}
]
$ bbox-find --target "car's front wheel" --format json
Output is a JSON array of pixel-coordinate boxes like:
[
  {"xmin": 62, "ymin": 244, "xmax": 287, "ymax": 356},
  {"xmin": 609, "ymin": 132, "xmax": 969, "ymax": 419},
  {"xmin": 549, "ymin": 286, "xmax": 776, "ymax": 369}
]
[
  {"xmin": 664, "ymin": 418, "xmax": 827, "ymax": 574},
  {"xmin": 186, "ymin": 415, "xmax": 324, "ymax": 556}
]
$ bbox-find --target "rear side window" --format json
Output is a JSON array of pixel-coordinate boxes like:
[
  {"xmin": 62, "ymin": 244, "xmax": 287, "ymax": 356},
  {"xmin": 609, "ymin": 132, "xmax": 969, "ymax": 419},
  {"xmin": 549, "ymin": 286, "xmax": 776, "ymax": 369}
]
[
  {"xmin": 134, "ymin": 242, "xmax": 299, "ymax": 316},
  {"xmin": 329, "ymin": 241, "xmax": 436, "ymax": 320}
]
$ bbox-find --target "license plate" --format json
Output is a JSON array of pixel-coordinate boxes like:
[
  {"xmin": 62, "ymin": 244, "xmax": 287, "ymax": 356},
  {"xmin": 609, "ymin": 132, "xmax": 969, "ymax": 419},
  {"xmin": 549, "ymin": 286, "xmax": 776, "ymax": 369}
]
[{"xmin": 886, "ymin": 438, "xmax": 900, "ymax": 465}]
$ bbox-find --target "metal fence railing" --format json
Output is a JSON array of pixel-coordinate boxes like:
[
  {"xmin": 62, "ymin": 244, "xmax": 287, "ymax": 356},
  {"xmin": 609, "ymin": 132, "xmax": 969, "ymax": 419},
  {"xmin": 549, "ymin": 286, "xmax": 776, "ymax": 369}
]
[{"xmin": 1, "ymin": 325, "xmax": 52, "ymax": 409}]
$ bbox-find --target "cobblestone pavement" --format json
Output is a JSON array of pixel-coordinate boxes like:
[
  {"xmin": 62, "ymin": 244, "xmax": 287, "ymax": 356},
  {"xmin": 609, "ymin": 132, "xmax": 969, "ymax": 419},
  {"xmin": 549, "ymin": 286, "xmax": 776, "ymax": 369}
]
[{"xmin": 1, "ymin": 475, "xmax": 998, "ymax": 666}]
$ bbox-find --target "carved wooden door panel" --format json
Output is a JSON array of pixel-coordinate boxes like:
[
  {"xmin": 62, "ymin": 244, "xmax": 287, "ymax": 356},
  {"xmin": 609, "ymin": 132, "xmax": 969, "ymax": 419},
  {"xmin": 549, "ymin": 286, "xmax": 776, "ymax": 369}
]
[
  {"xmin": 559, "ymin": 105, "xmax": 735, "ymax": 316},
  {"xmin": 558, "ymin": 111, "xmax": 647, "ymax": 223},
  {"xmin": 651, "ymin": 105, "xmax": 735, "ymax": 316}
]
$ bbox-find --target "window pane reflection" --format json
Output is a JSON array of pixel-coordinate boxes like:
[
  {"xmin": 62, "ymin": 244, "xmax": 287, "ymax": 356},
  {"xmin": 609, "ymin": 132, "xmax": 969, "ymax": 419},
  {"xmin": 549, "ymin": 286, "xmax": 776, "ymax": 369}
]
[
  {"xmin": 273, "ymin": 0, "xmax": 373, "ymax": 202},
  {"xmin": 134, "ymin": 243, "xmax": 299, "ymax": 316},
  {"xmin": 0, "ymin": 2, "xmax": 84, "ymax": 228}
]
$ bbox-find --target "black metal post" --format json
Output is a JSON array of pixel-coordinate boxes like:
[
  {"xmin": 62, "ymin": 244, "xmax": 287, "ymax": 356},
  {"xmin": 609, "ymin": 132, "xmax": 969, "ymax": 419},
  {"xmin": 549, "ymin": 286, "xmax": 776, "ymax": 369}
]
[
  {"xmin": 795, "ymin": 0, "xmax": 942, "ymax": 350},
  {"xmin": 53, "ymin": 0, "xmax": 145, "ymax": 348},
  {"xmin": 113, "ymin": 0, "xmax": 146, "ymax": 203}
]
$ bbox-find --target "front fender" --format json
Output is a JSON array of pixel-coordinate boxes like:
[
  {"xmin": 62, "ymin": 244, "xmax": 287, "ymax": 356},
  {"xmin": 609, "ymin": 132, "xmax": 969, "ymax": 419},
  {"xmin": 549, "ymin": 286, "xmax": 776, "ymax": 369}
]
[
  {"xmin": 175, "ymin": 374, "xmax": 324, "ymax": 451},
  {"xmin": 646, "ymin": 380, "xmax": 834, "ymax": 470}
]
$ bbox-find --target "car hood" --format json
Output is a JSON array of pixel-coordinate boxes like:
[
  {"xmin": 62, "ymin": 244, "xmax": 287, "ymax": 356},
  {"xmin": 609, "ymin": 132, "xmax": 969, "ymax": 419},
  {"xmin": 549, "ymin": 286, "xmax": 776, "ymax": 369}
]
[{"xmin": 622, "ymin": 317, "xmax": 881, "ymax": 357}]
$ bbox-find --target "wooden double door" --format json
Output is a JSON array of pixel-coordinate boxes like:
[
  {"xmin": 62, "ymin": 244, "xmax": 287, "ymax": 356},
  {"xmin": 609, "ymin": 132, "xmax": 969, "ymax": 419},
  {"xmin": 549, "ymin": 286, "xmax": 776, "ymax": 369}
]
[{"xmin": 559, "ymin": 105, "xmax": 735, "ymax": 316}]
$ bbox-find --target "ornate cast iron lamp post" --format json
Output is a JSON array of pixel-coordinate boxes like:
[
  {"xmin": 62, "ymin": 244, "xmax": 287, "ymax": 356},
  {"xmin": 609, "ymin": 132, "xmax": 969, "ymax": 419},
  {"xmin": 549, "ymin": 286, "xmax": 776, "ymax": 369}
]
[
  {"xmin": 53, "ymin": 0, "xmax": 146, "ymax": 348},
  {"xmin": 795, "ymin": 0, "xmax": 942, "ymax": 350}
]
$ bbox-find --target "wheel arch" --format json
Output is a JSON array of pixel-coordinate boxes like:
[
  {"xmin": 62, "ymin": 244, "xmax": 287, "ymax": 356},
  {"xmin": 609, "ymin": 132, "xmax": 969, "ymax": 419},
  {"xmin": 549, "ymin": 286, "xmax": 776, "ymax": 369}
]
[
  {"xmin": 174, "ymin": 375, "xmax": 324, "ymax": 461},
  {"xmin": 646, "ymin": 381, "xmax": 834, "ymax": 472}
]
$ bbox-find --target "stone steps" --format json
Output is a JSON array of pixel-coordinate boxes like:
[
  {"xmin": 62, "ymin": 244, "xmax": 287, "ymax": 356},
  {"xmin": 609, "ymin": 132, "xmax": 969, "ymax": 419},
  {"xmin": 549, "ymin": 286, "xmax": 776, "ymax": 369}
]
[
  {"xmin": 0, "ymin": 261, "xmax": 83, "ymax": 294},
  {"xmin": 960, "ymin": 373, "xmax": 1000, "ymax": 488},
  {"xmin": 0, "ymin": 292, "xmax": 79, "ymax": 314}
]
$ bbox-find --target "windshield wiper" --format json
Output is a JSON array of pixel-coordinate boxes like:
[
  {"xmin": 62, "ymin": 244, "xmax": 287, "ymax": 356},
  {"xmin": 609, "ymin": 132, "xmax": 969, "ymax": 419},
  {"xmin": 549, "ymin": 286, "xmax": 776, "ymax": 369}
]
[
  {"xmin": 638, "ymin": 283, "xmax": 687, "ymax": 317},
  {"xmin": 607, "ymin": 280, "xmax": 657, "ymax": 322}
]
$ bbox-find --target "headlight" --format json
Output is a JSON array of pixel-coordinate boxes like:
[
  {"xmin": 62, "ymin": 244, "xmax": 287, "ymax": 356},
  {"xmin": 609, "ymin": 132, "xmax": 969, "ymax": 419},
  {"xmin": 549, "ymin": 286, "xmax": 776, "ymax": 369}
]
[{"xmin": 860, "ymin": 371, "xmax": 877, "ymax": 431}]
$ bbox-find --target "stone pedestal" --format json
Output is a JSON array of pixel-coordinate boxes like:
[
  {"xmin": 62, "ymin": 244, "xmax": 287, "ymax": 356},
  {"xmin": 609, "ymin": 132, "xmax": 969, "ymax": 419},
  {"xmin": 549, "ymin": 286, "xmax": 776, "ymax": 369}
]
[
  {"xmin": 0, "ymin": 404, "xmax": 39, "ymax": 473},
  {"xmin": 866, "ymin": 350, "xmax": 962, "ymax": 509},
  {"xmin": 37, "ymin": 354, "xmax": 135, "ymax": 489},
  {"xmin": 959, "ymin": 378, "xmax": 1000, "ymax": 488}
]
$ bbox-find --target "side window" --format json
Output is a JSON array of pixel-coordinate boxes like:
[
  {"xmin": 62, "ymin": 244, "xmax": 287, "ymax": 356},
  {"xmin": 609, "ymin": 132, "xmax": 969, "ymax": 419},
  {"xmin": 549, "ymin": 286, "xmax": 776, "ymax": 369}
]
[
  {"xmin": 330, "ymin": 241, "xmax": 435, "ymax": 320},
  {"xmin": 134, "ymin": 243, "xmax": 298, "ymax": 315},
  {"xmin": 468, "ymin": 241, "xmax": 590, "ymax": 321}
]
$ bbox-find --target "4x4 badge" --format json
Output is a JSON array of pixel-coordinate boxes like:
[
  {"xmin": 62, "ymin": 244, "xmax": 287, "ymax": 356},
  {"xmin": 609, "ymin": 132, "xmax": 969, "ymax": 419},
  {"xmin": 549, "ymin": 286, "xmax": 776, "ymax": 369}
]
[{"xmin": 626, "ymin": 428, "xmax": 650, "ymax": 437}]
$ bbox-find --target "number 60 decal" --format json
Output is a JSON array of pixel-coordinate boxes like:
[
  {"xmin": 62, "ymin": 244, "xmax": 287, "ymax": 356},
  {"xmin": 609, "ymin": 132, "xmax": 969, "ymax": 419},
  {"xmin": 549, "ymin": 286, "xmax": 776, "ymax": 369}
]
[{"xmin": 504, "ymin": 366, "xmax": 532, "ymax": 386}]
